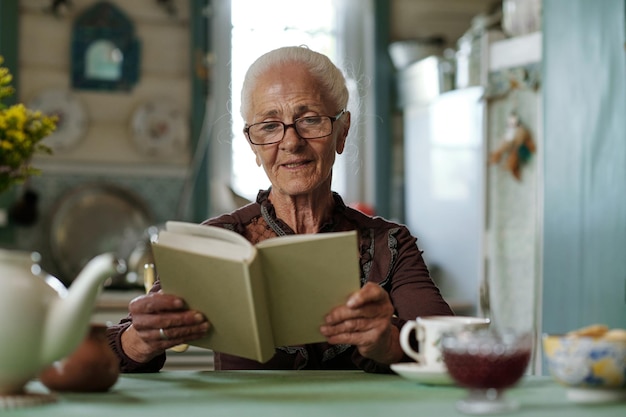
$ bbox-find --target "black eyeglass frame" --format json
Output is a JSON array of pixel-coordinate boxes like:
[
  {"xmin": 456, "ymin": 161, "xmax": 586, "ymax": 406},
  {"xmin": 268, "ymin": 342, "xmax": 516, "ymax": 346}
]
[{"xmin": 244, "ymin": 109, "xmax": 346, "ymax": 146}]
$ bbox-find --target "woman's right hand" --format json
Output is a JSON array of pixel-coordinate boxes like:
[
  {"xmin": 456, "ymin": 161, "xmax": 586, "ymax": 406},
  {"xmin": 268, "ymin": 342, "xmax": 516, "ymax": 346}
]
[{"xmin": 120, "ymin": 292, "xmax": 210, "ymax": 363}]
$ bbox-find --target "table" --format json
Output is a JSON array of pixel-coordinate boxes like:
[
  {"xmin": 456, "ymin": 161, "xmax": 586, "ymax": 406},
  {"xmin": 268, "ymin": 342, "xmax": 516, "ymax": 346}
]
[{"xmin": 2, "ymin": 371, "xmax": 624, "ymax": 417}]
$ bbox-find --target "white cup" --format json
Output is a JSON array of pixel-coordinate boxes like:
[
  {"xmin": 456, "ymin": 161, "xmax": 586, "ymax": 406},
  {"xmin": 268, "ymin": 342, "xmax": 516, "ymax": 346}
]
[{"xmin": 399, "ymin": 316, "xmax": 491, "ymax": 371}]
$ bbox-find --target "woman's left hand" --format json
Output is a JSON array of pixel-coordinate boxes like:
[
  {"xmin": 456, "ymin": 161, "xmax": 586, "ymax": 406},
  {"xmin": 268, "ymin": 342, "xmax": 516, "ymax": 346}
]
[{"xmin": 320, "ymin": 282, "xmax": 404, "ymax": 364}]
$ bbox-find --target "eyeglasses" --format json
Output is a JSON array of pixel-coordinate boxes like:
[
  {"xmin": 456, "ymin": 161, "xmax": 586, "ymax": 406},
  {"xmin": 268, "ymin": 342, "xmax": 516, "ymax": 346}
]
[{"xmin": 244, "ymin": 109, "xmax": 346, "ymax": 146}]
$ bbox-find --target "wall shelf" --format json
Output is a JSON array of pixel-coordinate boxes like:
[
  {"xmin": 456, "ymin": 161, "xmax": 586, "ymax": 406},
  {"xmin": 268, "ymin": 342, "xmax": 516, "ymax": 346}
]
[{"xmin": 489, "ymin": 31, "xmax": 542, "ymax": 71}]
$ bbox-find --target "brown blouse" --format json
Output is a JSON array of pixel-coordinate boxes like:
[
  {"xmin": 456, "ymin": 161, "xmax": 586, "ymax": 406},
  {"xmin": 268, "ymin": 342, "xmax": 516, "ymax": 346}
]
[{"xmin": 106, "ymin": 190, "xmax": 453, "ymax": 373}]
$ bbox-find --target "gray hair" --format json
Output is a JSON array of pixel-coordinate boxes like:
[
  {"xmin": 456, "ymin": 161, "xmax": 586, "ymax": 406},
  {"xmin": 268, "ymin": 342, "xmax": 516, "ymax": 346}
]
[{"xmin": 240, "ymin": 46, "xmax": 349, "ymax": 119}]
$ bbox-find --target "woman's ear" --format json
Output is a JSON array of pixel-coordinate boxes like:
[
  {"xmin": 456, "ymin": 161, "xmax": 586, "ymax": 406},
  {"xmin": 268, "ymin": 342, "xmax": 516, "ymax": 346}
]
[
  {"xmin": 336, "ymin": 111, "xmax": 351, "ymax": 155},
  {"xmin": 250, "ymin": 144, "xmax": 261, "ymax": 166},
  {"xmin": 249, "ymin": 145, "xmax": 262, "ymax": 166},
  {"xmin": 246, "ymin": 132, "xmax": 263, "ymax": 166}
]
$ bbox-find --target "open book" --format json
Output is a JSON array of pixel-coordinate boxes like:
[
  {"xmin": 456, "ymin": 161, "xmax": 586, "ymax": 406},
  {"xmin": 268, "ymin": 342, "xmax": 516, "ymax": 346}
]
[{"xmin": 151, "ymin": 221, "xmax": 361, "ymax": 362}]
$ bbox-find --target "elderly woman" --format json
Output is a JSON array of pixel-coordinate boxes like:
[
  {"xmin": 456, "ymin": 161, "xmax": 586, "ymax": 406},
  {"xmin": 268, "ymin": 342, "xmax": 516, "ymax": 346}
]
[{"xmin": 107, "ymin": 46, "xmax": 453, "ymax": 373}]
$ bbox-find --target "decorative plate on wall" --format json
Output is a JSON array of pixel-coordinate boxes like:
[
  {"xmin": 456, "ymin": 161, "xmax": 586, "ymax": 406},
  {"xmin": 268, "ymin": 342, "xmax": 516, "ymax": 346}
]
[
  {"xmin": 131, "ymin": 100, "xmax": 188, "ymax": 157},
  {"xmin": 28, "ymin": 89, "xmax": 88, "ymax": 152}
]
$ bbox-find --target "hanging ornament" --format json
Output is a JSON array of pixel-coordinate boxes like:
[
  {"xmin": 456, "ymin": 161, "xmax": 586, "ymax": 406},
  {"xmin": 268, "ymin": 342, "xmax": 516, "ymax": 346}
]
[{"xmin": 489, "ymin": 113, "xmax": 536, "ymax": 181}]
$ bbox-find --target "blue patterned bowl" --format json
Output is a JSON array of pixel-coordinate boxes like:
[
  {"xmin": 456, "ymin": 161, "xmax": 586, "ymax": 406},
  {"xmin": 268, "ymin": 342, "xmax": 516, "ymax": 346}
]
[{"xmin": 542, "ymin": 333, "xmax": 626, "ymax": 403}]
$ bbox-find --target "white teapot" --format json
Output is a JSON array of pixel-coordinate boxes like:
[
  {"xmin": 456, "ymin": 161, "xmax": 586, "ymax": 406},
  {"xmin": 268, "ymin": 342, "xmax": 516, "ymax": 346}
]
[{"xmin": 0, "ymin": 249, "xmax": 122, "ymax": 395}]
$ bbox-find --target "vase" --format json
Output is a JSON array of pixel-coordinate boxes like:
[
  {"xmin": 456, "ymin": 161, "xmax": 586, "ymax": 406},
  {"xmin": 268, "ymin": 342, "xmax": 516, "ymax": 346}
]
[{"xmin": 39, "ymin": 323, "xmax": 120, "ymax": 392}]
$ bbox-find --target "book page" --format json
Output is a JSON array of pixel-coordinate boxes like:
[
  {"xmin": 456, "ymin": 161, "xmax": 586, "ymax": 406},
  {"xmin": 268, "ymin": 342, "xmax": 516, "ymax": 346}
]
[
  {"xmin": 256, "ymin": 231, "xmax": 351, "ymax": 247},
  {"xmin": 157, "ymin": 231, "xmax": 253, "ymax": 262},
  {"xmin": 165, "ymin": 221, "xmax": 252, "ymax": 247},
  {"xmin": 152, "ymin": 244, "xmax": 275, "ymax": 362},
  {"xmin": 258, "ymin": 231, "xmax": 361, "ymax": 346}
]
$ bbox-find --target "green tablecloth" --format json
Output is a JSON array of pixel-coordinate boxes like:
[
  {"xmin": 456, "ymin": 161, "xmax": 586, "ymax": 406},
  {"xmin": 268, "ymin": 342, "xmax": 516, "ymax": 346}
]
[{"xmin": 2, "ymin": 371, "xmax": 625, "ymax": 417}]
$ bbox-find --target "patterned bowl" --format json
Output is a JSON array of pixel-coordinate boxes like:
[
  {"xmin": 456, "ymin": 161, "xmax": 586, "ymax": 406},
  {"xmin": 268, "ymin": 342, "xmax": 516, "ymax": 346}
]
[{"xmin": 542, "ymin": 333, "xmax": 626, "ymax": 403}]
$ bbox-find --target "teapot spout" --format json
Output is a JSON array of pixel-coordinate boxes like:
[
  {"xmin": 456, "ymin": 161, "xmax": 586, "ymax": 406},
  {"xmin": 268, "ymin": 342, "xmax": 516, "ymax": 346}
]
[{"xmin": 41, "ymin": 253, "xmax": 124, "ymax": 366}]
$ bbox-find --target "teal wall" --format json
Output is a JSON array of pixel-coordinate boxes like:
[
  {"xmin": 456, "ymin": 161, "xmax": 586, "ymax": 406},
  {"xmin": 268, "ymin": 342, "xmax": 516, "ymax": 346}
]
[
  {"xmin": 0, "ymin": 0, "xmax": 19, "ymax": 246},
  {"xmin": 542, "ymin": 0, "xmax": 626, "ymax": 332},
  {"xmin": 189, "ymin": 0, "xmax": 211, "ymax": 222},
  {"xmin": 0, "ymin": 0, "xmax": 18, "ymax": 97},
  {"xmin": 373, "ymin": 0, "xmax": 393, "ymax": 219}
]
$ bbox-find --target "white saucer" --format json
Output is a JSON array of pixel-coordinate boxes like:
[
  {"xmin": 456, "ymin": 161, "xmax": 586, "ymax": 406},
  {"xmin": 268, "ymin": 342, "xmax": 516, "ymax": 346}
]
[
  {"xmin": 390, "ymin": 362, "xmax": 454, "ymax": 386},
  {"xmin": 566, "ymin": 387, "xmax": 626, "ymax": 404},
  {"xmin": 0, "ymin": 393, "xmax": 57, "ymax": 409}
]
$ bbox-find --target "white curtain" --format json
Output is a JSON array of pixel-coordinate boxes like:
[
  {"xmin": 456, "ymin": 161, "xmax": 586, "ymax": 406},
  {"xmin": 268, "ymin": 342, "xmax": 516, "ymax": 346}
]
[
  {"xmin": 334, "ymin": 0, "xmax": 376, "ymax": 206},
  {"xmin": 208, "ymin": 0, "xmax": 236, "ymax": 217}
]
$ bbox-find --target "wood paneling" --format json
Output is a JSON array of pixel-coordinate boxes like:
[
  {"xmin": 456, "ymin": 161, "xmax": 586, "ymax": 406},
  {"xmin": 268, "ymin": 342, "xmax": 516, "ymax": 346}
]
[{"xmin": 18, "ymin": 0, "xmax": 191, "ymax": 168}]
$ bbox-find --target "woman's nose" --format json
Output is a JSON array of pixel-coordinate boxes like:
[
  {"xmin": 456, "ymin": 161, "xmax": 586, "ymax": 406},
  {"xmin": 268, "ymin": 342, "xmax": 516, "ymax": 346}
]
[{"xmin": 280, "ymin": 124, "xmax": 305, "ymax": 149}]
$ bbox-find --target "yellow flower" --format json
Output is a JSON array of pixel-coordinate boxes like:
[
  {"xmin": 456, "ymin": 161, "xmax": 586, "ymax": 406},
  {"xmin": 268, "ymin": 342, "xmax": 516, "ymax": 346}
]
[{"xmin": 0, "ymin": 56, "xmax": 57, "ymax": 193}]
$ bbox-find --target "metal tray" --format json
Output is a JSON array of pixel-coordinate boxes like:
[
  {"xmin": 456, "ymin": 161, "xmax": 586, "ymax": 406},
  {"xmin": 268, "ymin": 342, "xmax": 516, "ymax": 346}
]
[{"xmin": 49, "ymin": 182, "xmax": 154, "ymax": 284}]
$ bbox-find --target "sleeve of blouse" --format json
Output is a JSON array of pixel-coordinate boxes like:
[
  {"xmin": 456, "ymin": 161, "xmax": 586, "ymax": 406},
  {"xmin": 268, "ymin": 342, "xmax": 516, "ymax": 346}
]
[
  {"xmin": 106, "ymin": 321, "xmax": 166, "ymax": 373},
  {"xmin": 105, "ymin": 280, "xmax": 167, "ymax": 373},
  {"xmin": 352, "ymin": 226, "xmax": 454, "ymax": 374},
  {"xmin": 388, "ymin": 226, "xmax": 454, "ymax": 320}
]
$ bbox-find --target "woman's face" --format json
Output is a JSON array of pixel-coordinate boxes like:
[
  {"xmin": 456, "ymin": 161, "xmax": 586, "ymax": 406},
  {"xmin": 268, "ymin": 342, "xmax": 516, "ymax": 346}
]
[{"xmin": 245, "ymin": 63, "xmax": 349, "ymax": 198}]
